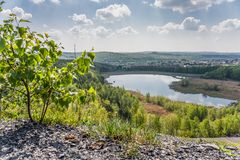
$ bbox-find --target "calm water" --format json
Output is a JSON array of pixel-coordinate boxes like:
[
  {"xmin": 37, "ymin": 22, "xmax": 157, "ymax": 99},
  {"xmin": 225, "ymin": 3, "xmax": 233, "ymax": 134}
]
[{"xmin": 106, "ymin": 74, "xmax": 236, "ymax": 107}]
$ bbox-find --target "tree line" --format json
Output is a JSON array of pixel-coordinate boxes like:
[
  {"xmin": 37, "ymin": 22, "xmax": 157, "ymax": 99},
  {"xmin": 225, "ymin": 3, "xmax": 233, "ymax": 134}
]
[{"xmin": 203, "ymin": 66, "xmax": 240, "ymax": 81}]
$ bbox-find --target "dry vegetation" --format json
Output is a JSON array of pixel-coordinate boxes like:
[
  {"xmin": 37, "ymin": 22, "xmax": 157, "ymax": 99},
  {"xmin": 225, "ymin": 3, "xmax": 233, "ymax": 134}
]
[
  {"xmin": 171, "ymin": 78, "xmax": 240, "ymax": 100},
  {"xmin": 143, "ymin": 103, "xmax": 169, "ymax": 116}
]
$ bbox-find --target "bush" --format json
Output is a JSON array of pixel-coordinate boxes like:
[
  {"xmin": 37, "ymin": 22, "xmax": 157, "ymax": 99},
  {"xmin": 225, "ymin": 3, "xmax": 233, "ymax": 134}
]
[
  {"xmin": 181, "ymin": 79, "xmax": 189, "ymax": 87},
  {"xmin": 0, "ymin": 2, "xmax": 95, "ymax": 123},
  {"xmin": 203, "ymin": 83, "xmax": 220, "ymax": 91}
]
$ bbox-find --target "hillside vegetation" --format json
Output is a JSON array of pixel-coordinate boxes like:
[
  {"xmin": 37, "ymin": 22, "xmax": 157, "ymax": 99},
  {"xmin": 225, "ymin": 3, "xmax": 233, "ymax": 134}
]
[
  {"xmin": 0, "ymin": 1, "xmax": 240, "ymax": 144},
  {"xmin": 2, "ymin": 70, "xmax": 240, "ymax": 139}
]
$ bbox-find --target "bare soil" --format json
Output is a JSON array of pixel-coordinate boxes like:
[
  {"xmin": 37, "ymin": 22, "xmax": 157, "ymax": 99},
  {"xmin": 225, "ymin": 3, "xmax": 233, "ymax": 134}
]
[{"xmin": 143, "ymin": 103, "xmax": 169, "ymax": 116}]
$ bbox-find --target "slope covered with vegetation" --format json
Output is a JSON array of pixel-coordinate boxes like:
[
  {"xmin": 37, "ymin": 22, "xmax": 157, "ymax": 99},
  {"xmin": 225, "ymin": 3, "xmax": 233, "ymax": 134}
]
[
  {"xmin": 2, "ymin": 68, "xmax": 240, "ymax": 139},
  {"xmin": 0, "ymin": 0, "xmax": 240, "ymax": 144}
]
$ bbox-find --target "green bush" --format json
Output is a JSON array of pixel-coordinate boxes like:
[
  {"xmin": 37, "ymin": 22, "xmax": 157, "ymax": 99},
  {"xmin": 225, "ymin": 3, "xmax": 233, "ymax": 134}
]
[
  {"xmin": 181, "ymin": 79, "xmax": 190, "ymax": 87},
  {"xmin": 0, "ymin": 2, "xmax": 94, "ymax": 123}
]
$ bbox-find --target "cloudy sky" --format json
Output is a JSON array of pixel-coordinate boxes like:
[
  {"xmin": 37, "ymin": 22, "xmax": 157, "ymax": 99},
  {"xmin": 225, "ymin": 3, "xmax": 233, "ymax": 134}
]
[{"xmin": 1, "ymin": 0, "xmax": 240, "ymax": 52}]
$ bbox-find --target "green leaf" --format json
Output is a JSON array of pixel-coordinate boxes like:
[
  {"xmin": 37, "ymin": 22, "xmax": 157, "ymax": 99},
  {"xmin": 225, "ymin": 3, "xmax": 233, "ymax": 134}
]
[
  {"xmin": 87, "ymin": 52, "xmax": 95, "ymax": 61},
  {"xmin": 37, "ymin": 34, "xmax": 44, "ymax": 39},
  {"xmin": 33, "ymin": 46, "xmax": 40, "ymax": 51},
  {"xmin": 0, "ymin": 38, "xmax": 5, "ymax": 52},
  {"xmin": 34, "ymin": 54, "xmax": 41, "ymax": 62},
  {"xmin": 44, "ymin": 33, "xmax": 49, "ymax": 38},
  {"xmin": 9, "ymin": 13, "xmax": 16, "ymax": 17},
  {"xmin": 78, "ymin": 90, "xmax": 86, "ymax": 104},
  {"xmin": 16, "ymin": 39, "xmax": 23, "ymax": 49},
  {"xmin": 18, "ymin": 27, "xmax": 27, "ymax": 37},
  {"xmin": 26, "ymin": 69, "xmax": 35, "ymax": 81},
  {"xmin": 48, "ymin": 40, "xmax": 55, "ymax": 48},
  {"xmin": 19, "ymin": 19, "xmax": 30, "ymax": 23},
  {"xmin": 81, "ymin": 51, "xmax": 87, "ymax": 57},
  {"xmin": 36, "ymin": 72, "xmax": 43, "ymax": 80},
  {"xmin": 88, "ymin": 87, "xmax": 96, "ymax": 95},
  {"xmin": 40, "ymin": 48, "xmax": 48, "ymax": 57}
]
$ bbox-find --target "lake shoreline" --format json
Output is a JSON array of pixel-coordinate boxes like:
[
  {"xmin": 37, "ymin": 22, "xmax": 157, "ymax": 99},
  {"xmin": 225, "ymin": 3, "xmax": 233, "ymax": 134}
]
[
  {"xmin": 170, "ymin": 78, "xmax": 240, "ymax": 101},
  {"xmin": 106, "ymin": 73, "xmax": 236, "ymax": 107},
  {"xmin": 102, "ymin": 71, "xmax": 202, "ymax": 79}
]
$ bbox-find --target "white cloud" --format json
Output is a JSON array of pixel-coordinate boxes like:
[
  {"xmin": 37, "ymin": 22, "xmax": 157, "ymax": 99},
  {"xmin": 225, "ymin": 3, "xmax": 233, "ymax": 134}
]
[
  {"xmin": 50, "ymin": 0, "xmax": 60, "ymax": 5},
  {"xmin": 68, "ymin": 26, "xmax": 91, "ymax": 39},
  {"xmin": 96, "ymin": 4, "xmax": 131, "ymax": 21},
  {"xmin": 68, "ymin": 25, "xmax": 138, "ymax": 39},
  {"xmin": 198, "ymin": 25, "xmax": 208, "ymax": 32},
  {"xmin": 93, "ymin": 26, "xmax": 113, "ymax": 38},
  {"xmin": 30, "ymin": 0, "xmax": 45, "ymax": 4},
  {"xmin": 116, "ymin": 26, "xmax": 138, "ymax": 35},
  {"xmin": 153, "ymin": 0, "xmax": 236, "ymax": 13},
  {"xmin": 47, "ymin": 29, "xmax": 63, "ymax": 41},
  {"xmin": 12, "ymin": 7, "xmax": 32, "ymax": 20},
  {"xmin": 30, "ymin": 0, "xmax": 61, "ymax": 5},
  {"xmin": 90, "ymin": 0, "xmax": 108, "ymax": 3},
  {"xmin": 0, "ymin": 7, "xmax": 32, "ymax": 20},
  {"xmin": 211, "ymin": 19, "xmax": 240, "ymax": 33},
  {"xmin": 0, "ymin": 9, "xmax": 12, "ymax": 19},
  {"xmin": 70, "ymin": 14, "xmax": 93, "ymax": 25},
  {"xmin": 147, "ymin": 23, "xmax": 181, "ymax": 34},
  {"xmin": 142, "ymin": 1, "xmax": 149, "ymax": 5},
  {"xmin": 147, "ymin": 17, "xmax": 205, "ymax": 34},
  {"xmin": 68, "ymin": 25, "xmax": 113, "ymax": 39},
  {"xmin": 181, "ymin": 17, "xmax": 200, "ymax": 30}
]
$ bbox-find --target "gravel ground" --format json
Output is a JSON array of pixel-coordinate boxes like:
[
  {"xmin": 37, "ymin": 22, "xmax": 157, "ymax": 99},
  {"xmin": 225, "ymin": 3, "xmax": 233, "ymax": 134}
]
[{"xmin": 0, "ymin": 120, "xmax": 239, "ymax": 160}]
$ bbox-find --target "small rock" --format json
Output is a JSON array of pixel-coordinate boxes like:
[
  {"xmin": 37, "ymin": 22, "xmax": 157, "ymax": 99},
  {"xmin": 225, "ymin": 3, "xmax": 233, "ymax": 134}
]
[
  {"xmin": 65, "ymin": 134, "xmax": 77, "ymax": 141},
  {"xmin": 65, "ymin": 134, "xmax": 79, "ymax": 143},
  {"xmin": 225, "ymin": 146, "xmax": 238, "ymax": 151},
  {"xmin": 59, "ymin": 153, "xmax": 65, "ymax": 159},
  {"xmin": 180, "ymin": 145, "xmax": 190, "ymax": 150},
  {"xmin": 1, "ymin": 147, "xmax": 9, "ymax": 152},
  {"xmin": 89, "ymin": 140, "xmax": 105, "ymax": 150},
  {"xmin": 201, "ymin": 143, "xmax": 220, "ymax": 150}
]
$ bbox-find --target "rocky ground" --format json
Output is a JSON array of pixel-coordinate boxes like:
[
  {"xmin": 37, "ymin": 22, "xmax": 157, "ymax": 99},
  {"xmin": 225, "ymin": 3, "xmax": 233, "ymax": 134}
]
[{"xmin": 0, "ymin": 120, "xmax": 239, "ymax": 160}]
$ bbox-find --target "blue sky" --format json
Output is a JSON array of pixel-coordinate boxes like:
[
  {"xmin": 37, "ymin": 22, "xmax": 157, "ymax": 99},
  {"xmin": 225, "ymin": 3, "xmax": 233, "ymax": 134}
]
[{"xmin": 1, "ymin": 0, "xmax": 240, "ymax": 52}]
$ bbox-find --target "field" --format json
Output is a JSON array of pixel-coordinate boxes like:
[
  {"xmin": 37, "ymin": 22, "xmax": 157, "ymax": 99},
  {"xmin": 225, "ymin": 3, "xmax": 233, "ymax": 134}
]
[{"xmin": 170, "ymin": 78, "xmax": 240, "ymax": 100}]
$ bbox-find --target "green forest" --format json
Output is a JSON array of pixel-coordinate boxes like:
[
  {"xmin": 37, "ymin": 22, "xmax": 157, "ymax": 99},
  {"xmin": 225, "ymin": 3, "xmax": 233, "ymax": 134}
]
[
  {"xmin": 0, "ymin": 1, "xmax": 240, "ymax": 145},
  {"xmin": 203, "ymin": 66, "xmax": 240, "ymax": 81},
  {"xmin": 95, "ymin": 62, "xmax": 219, "ymax": 75}
]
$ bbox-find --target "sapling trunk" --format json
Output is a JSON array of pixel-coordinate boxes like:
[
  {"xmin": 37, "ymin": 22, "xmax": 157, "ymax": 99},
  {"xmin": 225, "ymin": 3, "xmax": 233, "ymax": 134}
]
[{"xmin": 40, "ymin": 89, "xmax": 52, "ymax": 124}]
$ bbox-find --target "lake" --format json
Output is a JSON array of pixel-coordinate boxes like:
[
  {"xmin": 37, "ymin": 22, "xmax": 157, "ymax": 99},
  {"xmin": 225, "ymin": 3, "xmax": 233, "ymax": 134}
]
[{"xmin": 106, "ymin": 74, "xmax": 236, "ymax": 107}]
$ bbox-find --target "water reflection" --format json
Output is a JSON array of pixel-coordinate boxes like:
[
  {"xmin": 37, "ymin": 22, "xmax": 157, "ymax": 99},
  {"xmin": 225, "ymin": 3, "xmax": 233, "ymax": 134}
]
[{"xmin": 106, "ymin": 74, "xmax": 236, "ymax": 107}]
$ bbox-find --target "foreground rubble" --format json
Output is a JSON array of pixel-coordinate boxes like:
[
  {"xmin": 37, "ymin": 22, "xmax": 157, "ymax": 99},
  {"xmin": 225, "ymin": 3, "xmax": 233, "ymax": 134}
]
[{"xmin": 0, "ymin": 120, "xmax": 239, "ymax": 160}]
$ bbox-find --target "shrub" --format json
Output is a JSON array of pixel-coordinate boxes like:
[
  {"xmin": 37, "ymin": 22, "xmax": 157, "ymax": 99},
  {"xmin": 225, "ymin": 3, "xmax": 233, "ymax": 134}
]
[
  {"xmin": 0, "ymin": 2, "xmax": 95, "ymax": 123},
  {"xmin": 181, "ymin": 79, "xmax": 189, "ymax": 87}
]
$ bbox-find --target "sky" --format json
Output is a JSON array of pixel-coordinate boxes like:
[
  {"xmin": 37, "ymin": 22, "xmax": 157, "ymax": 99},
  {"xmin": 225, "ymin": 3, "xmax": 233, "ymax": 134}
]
[{"xmin": 1, "ymin": 0, "xmax": 240, "ymax": 52}]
